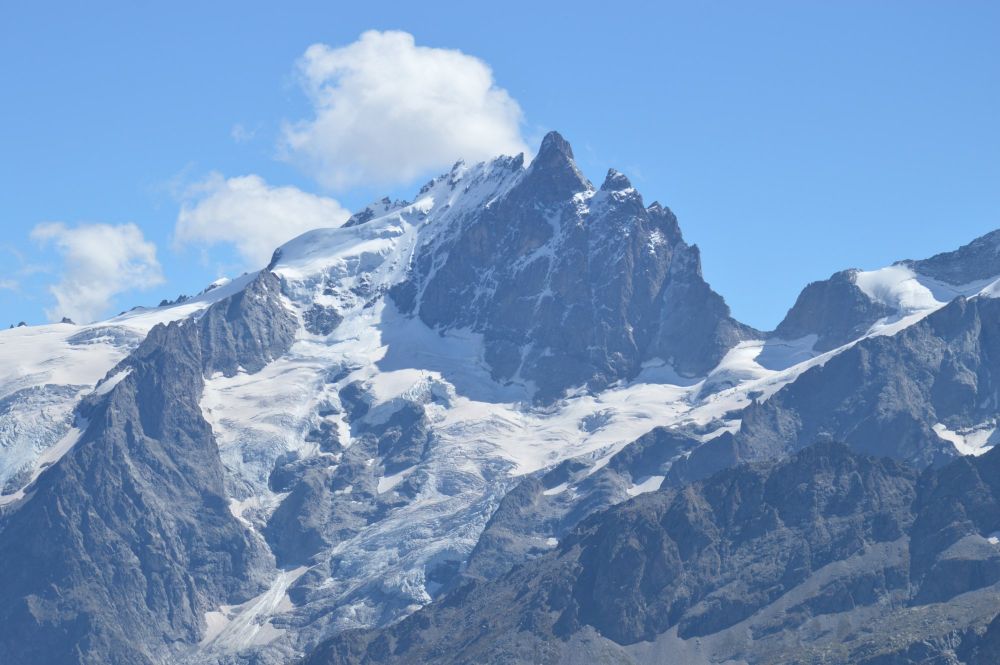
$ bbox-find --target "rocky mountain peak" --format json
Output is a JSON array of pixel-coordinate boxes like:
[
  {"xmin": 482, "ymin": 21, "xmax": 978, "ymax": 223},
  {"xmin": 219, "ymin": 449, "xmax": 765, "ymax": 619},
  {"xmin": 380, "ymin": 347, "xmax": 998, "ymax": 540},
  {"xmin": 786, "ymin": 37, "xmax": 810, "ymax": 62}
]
[
  {"xmin": 600, "ymin": 168, "xmax": 633, "ymax": 192},
  {"xmin": 523, "ymin": 130, "xmax": 591, "ymax": 199},
  {"xmin": 534, "ymin": 129, "xmax": 575, "ymax": 164},
  {"xmin": 10, "ymin": 127, "xmax": 1000, "ymax": 665},
  {"xmin": 905, "ymin": 228, "xmax": 1000, "ymax": 284},
  {"xmin": 388, "ymin": 131, "xmax": 753, "ymax": 400}
]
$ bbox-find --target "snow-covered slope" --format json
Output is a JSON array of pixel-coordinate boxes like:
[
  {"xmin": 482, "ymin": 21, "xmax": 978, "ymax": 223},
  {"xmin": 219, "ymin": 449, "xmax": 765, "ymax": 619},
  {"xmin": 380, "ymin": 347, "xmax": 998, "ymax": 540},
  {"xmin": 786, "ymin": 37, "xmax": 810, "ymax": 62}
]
[
  {"xmin": 774, "ymin": 234, "xmax": 1000, "ymax": 352},
  {"xmin": 0, "ymin": 273, "xmax": 258, "ymax": 501},
  {"xmin": 185, "ymin": 145, "xmax": 1000, "ymax": 662},
  {"xmin": 854, "ymin": 263, "xmax": 1000, "ymax": 325},
  {"xmin": 3, "ymin": 132, "xmax": 1000, "ymax": 665}
]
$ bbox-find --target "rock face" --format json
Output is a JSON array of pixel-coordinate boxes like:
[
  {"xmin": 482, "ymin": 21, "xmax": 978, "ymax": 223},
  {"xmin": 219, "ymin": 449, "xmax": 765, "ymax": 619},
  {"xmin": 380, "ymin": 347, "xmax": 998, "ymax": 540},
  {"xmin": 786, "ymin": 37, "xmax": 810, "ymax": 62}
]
[
  {"xmin": 676, "ymin": 294, "xmax": 1000, "ymax": 486},
  {"xmin": 303, "ymin": 443, "xmax": 1000, "ymax": 665},
  {"xmin": 0, "ymin": 272, "xmax": 295, "ymax": 665},
  {"xmin": 393, "ymin": 131, "xmax": 755, "ymax": 401},
  {"xmin": 773, "ymin": 229, "xmax": 1000, "ymax": 352},
  {"xmin": 906, "ymin": 229, "xmax": 1000, "ymax": 285},
  {"xmin": 4, "ymin": 131, "xmax": 1000, "ymax": 665},
  {"xmin": 462, "ymin": 428, "xmax": 697, "ymax": 585},
  {"xmin": 459, "ymin": 279, "xmax": 1000, "ymax": 603},
  {"xmin": 773, "ymin": 269, "xmax": 893, "ymax": 351}
]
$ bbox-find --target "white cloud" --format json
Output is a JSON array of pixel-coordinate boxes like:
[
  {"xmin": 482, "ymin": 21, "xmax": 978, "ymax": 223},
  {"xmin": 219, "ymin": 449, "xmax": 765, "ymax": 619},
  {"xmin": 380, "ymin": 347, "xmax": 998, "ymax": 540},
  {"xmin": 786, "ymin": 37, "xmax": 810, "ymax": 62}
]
[
  {"xmin": 0, "ymin": 279, "xmax": 16, "ymax": 290},
  {"xmin": 175, "ymin": 173, "xmax": 350, "ymax": 266},
  {"xmin": 281, "ymin": 30, "xmax": 528, "ymax": 190},
  {"xmin": 231, "ymin": 123, "xmax": 256, "ymax": 144},
  {"xmin": 31, "ymin": 222, "xmax": 164, "ymax": 323}
]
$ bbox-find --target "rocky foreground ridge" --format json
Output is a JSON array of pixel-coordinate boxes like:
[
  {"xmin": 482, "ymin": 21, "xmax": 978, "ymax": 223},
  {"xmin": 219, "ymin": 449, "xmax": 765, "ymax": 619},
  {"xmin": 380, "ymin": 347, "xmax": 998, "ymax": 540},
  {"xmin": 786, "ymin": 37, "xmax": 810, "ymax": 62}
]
[{"xmin": 1, "ymin": 133, "xmax": 1000, "ymax": 664}]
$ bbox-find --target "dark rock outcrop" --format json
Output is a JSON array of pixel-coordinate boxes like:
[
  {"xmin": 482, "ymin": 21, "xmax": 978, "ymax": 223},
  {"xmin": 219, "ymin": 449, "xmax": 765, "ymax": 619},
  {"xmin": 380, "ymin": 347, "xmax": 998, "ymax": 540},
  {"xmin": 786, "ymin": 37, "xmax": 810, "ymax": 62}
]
[
  {"xmin": 392, "ymin": 132, "xmax": 756, "ymax": 401},
  {"xmin": 906, "ymin": 229, "xmax": 1000, "ymax": 285},
  {"xmin": 774, "ymin": 269, "xmax": 893, "ymax": 351},
  {"xmin": 303, "ymin": 443, "xmax": 1000, "ymax": 665},
  {"xmin": 0, "ymin": 272, "xmax": 296, "ymax": 665}
]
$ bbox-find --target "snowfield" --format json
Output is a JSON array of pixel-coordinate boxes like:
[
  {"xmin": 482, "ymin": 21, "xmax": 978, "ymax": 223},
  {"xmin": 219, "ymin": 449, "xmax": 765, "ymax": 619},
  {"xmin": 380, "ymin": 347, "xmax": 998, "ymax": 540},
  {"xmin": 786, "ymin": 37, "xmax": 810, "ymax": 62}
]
[
  {"xmin": 3, "ymin": 155, "xmax": 999, "ymax": 664},
  {"xmin": 0, "ymin": 273, "xmax": 258, "ymax": 501},
  {"xmin": 187, "ymin": 163, "xmax": 1000, "ymax": 660}
]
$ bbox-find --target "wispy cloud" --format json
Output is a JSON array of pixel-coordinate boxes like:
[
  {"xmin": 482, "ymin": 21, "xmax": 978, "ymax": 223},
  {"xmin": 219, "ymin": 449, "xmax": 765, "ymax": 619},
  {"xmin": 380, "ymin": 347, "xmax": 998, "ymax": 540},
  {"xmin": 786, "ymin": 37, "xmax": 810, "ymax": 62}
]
[{"xmin": 230, "ymin": 123, "xmax": 257, "ymax": 144}]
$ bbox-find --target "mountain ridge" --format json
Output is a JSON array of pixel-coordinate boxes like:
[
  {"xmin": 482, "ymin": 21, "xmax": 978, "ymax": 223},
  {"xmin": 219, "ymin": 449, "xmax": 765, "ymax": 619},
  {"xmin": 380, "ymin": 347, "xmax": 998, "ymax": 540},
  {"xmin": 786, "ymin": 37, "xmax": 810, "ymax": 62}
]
[
  {"xmin": 302, "ymin": 442, "xmax": 1000, "ymax": 665},
  {"xmin": 1, "ymin": 132, "xmax": 999, "ymax": 664}
]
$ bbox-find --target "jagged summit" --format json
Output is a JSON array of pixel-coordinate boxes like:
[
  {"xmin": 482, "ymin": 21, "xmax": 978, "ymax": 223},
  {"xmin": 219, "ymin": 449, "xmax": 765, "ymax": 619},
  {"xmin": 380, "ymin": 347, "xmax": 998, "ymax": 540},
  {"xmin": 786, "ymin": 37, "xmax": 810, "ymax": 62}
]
[
  {"xmin": 520, "ymin": 130, "xmax": 591, "ymax": 199},
  {"xmin": 600, "ymin": 168, "xmax": 632, "ymax": 191},
  {"xmin": 534, "ymin": 129, "xmax": 575, "ymax": 164},
  {"xmin": 5, "ymin": 129, "xmax": 1000, "ymax": 665},
  {"xmin": 267, "ymin": 131, "xmax": 754, "ymax": 400}
]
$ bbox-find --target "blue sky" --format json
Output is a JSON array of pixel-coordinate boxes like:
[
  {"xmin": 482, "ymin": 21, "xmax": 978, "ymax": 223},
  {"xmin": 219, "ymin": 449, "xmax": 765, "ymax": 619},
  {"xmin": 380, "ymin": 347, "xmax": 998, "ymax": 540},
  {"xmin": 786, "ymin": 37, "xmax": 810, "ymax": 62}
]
[{"xmin": 2, "ymin": 1, "xmax": 998, "ymax": 329}]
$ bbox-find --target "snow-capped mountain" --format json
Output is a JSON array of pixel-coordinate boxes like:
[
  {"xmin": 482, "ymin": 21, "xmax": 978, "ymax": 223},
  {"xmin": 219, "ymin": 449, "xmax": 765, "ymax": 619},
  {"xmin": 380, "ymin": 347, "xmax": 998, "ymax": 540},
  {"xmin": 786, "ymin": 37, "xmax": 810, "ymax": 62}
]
[
  {"xmin": 2, "ymin": 132, "xmax": 1000, "ymax": 665},
  {"xmin": 304, "ymin": 441, "xmax": 1000, "ymax": 665},
  {"xmin": 776, "ymin": 231, "xmax": 1000, "ymax": 351}
]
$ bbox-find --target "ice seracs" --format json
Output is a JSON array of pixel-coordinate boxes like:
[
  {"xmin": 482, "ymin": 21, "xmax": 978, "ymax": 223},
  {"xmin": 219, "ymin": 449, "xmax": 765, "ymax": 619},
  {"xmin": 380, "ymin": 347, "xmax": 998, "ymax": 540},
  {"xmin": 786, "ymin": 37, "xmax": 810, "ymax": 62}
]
[
  {"xmin": 4, "ymin": 132, "xmax": 1000, "ymax": 665},
  {"xmin": 0, "ymin": 270, "xmax": 260, "ymax": 503}
]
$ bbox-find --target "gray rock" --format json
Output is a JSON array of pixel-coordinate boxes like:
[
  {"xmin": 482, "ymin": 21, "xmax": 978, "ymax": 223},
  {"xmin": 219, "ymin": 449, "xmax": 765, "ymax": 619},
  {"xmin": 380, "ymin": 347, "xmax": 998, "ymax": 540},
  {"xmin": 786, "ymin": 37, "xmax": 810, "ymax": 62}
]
[
  {"xmin": 303, "ymin": 305, "xmax": 343, "ymax": 336},
  {"xmin": 0, "ymin": 271, "xmax": 296, "ymax": 665},
  {"xmin": 463, "ymin": 428, "xmax": 697, "ymax": 585},
  {"xmin": 302, "ymin": 442, "xmax": 1000, "ymax": 665},
  {"xmin": 773, "ymin": 228, "xmax": 1000, "ymax": 351},
  {"xmin": 661, "ymin": 293, "xmax": 1000, "ymax": 498},
  {"xmin": 774, "ymin": 269, "xmax": 893, "ymax": 351},
  {"xmin": 906, "ymin": 229, "xmax": 1000, "ymax": 285},
  {"xmin": 392, "ymin": 131, "xmax": 756, "ymax": 402}
]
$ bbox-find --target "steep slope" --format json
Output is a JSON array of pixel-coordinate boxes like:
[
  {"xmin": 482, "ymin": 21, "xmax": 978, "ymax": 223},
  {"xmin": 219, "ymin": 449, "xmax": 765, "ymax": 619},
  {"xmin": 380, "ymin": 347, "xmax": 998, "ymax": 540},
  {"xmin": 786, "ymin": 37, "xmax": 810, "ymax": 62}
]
[
  {"xmin": 2, "ymin": 130, "xmax": 999, "ymax": 665},
  {"xmin": 670, "ymin": 292, "xmax": 1000, "ymax": 491},
  {"xmin": 0, "ymin": 274, "xmax": 258, "ymax": 504},
  {"xmin": 391, "ymin": 132, "xmax": 756, "ymax": 401},
  {"xmin": 185, "ymin": 134, "xmax": 762, "ymax": 663},
  {"xmin": 467, "ymin": 231, "xmax": 1000, "ymax": 592},
  {"xmin": 774, "ymin": 230, "xmax": 1000, "ymax": 351},
  {"xmin": 0, "ymin": 133, "xmax": 762, "ymax": 665},
  {"xmin": 0, "ymin": 273, "xmax": 295, "ymax": 664},
  {"xmin": 303, "ymin": 442, "xmax": 1000, "ymax": 665}
]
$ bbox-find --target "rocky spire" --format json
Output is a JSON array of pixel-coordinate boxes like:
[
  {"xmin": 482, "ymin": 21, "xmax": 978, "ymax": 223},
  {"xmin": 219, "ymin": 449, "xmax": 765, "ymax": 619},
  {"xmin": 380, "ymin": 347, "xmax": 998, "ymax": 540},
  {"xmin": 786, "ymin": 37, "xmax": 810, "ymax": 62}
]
[
  {"xmin": 600, "ymin": 168, "xmax": 632, "ymax": 191},
  {"xmin": 523, "ymin": 130, "xmax": 591, "ymax": 199}
]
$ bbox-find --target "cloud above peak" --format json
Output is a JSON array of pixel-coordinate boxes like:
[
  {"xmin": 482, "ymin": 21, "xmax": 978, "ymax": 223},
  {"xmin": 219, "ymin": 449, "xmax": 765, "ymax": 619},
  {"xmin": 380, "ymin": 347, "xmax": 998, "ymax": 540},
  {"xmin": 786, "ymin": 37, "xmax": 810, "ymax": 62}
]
[
  {"xmin": 282, "ymin": 30, "xmax": 529, "ymax": 190},
  {"xmin": 31, "ymin": 222, "xmax": 163, "ymax": 323},
  {"xmin": 175, "ymin": 173, "xmax": 350, "ymax": 266}
]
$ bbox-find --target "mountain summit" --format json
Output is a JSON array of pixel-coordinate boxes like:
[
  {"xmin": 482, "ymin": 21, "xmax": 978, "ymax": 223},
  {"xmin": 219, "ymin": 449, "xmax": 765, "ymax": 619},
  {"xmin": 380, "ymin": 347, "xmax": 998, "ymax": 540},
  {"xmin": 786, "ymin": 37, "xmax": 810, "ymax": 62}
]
[
  {"xmin": 2, "ymin": 133, "xmax": 1000, "ymax": 665},
  {"xmin": 386, "ymin": 131, "xmax": 756, "ymax": 400}
]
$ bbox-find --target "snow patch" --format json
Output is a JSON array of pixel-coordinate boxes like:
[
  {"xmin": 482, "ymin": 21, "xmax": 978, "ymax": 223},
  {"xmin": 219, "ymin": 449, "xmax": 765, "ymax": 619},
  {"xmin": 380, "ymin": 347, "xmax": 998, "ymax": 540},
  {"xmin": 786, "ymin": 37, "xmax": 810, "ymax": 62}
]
[
  {"xmin": 377, "ymin": 468, "xmax": 414, "ymax": 494},
  {"xmin": 542, "ymin": 482, "xmax": 570, "ymax": 496},
  {"xmin": 0, "ymin": 420, "xmax": 86, "ymax": 506},
  {"xmin": 854, "ymin": 265, "xmax": 941, "ymax": 312},
  {"xmin": 93, "ymin": 367, "xmax": 131, "ymax": 396},
  {"xmin": 853, "ymin": 265, "xmax": 1000, "ymax": 329},
  {"xmin": 199, "ymin": 566, "xmax": 310, "ymax": 650},
  {"xmin": 933, "ymin": 422, "xmax": 997, "ymax": 456},
  {"xmin": 626, "ymin": 474, "xmax": 665, "ymax": 497}
]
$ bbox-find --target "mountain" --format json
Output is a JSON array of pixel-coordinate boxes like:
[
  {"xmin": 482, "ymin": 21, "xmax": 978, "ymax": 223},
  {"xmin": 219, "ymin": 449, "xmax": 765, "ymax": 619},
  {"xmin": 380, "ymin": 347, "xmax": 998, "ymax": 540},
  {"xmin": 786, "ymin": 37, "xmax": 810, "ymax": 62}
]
[
  {"xmin": 385, "ymin": 132, "xmax": 756, "ymax": 401},
  {"xmin": 304, "ymin": 442, "xmax": 1000, "ymax": 665},
  {"xmin": 774, "ymin": 231, "xmax": 1000, "ymax": 351},
  {"xmin": 1, "ymin": 132, "xmax": 1000, "ymax": 665},
  {"xmin": 0, "ymin": 272, "xmax": 293, "ymax": 665}
]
